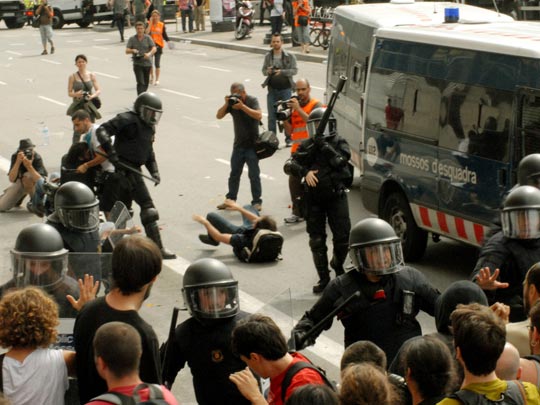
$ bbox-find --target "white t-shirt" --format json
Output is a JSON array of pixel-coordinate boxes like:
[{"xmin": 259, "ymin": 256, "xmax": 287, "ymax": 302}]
[
  {"xmin": 80, "ymin": 124, "xmax": 116, "ymax": 173},
  {"xmin": 271, "ymin": 0, "xmax": 283, "ymax": 17},
  {"xmin": 2, "ymin": 348, "xmax": 69, "ymax": 405}
]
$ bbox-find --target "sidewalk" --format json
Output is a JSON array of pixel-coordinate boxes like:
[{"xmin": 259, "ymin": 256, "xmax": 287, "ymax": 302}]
[{"xmin": 167, "ymin": 20, "xmax": 328, "ymax": 63}]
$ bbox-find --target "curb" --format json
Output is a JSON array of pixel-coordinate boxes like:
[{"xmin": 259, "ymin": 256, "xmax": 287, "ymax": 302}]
[{"xmin": 169, "ymin": 36, "xmax": 327, "ymax": 63}]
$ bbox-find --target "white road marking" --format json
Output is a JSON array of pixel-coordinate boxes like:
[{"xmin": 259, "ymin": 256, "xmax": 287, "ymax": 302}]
[
  {"xmin": 161, "ymin": 88, "xmax": 200, "ymax": 99},
  {"xmin": 312, "ymin": 85, "xmax": 325, "ymax": 90},
  {"xmin": 9, "ymin": 43, "xmax": 24, "ymax": 46},
  {"xmin": 166, "ymin": 258, "xmax": 343, "ymax": 368},
  {"xmin": 92, "ymin": 46, "xmax": 109, "ymax": 50},
  {"xmin": 0, "ymin": 81, "xmax": 6, "ymax": 86},
  {"xmin": 215, "ymin": 158, "xmax": 275, "ymax": 181},
  {"xmin": 94, "ymin": 71, "xmax": 120, "ymax": 79},
  {"xmin": 38, "ymin": 96, "xmax": 67, "ymax": 106},
  {"xmin": 200, "ymin": 65, "xmax": 231, "ymax": 73},
  {"xmin": 41, "ymin": 59, "xmax": 62, "ymax": 65},
  {"xmin": 5, "ymin": 50, "xmax": 22, "ymax": 56},
  {"xmin": 93, "ymin": 38, "xmax": 110, "ymax": 42},
  {"xmin": 66, "ymin": 40, "xmax": 84, "ymax": 43}
]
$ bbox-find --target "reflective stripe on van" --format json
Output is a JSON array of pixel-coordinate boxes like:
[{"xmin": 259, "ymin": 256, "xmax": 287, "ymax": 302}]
[{"xmin": 410, "ymin": 203, "xmax": 489, "ymax": 247}]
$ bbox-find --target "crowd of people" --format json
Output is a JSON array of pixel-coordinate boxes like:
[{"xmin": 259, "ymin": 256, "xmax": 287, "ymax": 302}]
[{"xmin": 6, "ymin": 10, "xmax": 540, "ymax": 405}]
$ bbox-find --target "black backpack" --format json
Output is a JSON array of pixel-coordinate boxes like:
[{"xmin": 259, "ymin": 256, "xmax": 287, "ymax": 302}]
[
  {"xmin": 239, "ymin": 229, "xmax": 284, "ymax": 263},
  {"xmin": 280, "ymin": 360, "xmax": 336, "ymax": 402},
  {"xmin": 255, "ymin": 129, "xmax": 279, "ymax": 160},
  {"xmin": 449, "ymin": 380, "xmax": 526, "ymax": 405},
  {"xmin": 90, "ymin": 383, "xmax": 169, "ymax": 405}
]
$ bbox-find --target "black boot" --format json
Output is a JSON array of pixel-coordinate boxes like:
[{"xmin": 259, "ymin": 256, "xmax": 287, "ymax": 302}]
[
  {"xmin": 330, "ymin": 243, "xmax": 349, "ymax": 277},
  {"xmin": 312, "ymin": 251, "xmax": 330, "ymax": 294},
  {"xmin": 144, "ymin": 222, "xmax": 177, "ymax": 260}
]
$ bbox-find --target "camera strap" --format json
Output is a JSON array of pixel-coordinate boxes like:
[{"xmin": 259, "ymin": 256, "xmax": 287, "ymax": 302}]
[{"xmin": 77, "ymin": 72, "xmax": 92, "ymax": 94}]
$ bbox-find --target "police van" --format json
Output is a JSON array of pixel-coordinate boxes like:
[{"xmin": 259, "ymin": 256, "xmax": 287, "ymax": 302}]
[
  {"xmin": 46, "ymin": 0, "xmax": 112, "ymax": 28},
  {"xmin": 327, "ymin": 2, "xmax": 540, "ymax": 260}
]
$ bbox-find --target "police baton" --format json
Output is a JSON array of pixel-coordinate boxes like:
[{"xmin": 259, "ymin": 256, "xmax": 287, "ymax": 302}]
[
  {"xmin": 161, "ymin": 306, "xmax": 180, "ymax": 388},
  {"xmin": 314, "ymin": 75, "xmax": 347, "ymax": 139},
  {"xmin": 93, "ymin": 150, "xmax": 159, "ymax": 184},
  {"xmin": 291, "ymin": 291, "xmax": 361, "ymax": 351}
]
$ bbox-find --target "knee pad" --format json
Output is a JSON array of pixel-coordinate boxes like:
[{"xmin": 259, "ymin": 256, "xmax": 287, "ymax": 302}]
[{"xmin": 140, "ymin": 207, "xmax": 159, "ymax": 225}]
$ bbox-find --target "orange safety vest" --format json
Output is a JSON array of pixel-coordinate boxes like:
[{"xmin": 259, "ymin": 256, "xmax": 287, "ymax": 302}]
[
  {"xmin": 290, "ymin": 98, "xmax": 320, "ymax": 153},
  {"xmin": 293, "ymin": 0, "xmax": 310, "ymax": 26},
  {"xmin": 148, "ymin": 21, "xmax": 165, "ymax": 48}
]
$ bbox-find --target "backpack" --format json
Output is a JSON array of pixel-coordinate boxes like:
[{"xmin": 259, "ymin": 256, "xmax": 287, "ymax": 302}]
[
  {"xmin": 449, "ymin": 380, "xmax": 526, "ymax": 405},
  {"xmin": 280, "ymin": 360, "xmax": 336, "ymax": 402},
  {"xmin": 239, "ymin": 229, "xmax": 283, "ymax": 262},
  {"xmin": 90, "ymin": 383, "xmax": 169, "ymax": 405}
]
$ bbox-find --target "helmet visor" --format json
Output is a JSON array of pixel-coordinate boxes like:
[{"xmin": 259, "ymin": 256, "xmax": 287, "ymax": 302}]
[
  {"xmin": 185, "ymin": 285, "xmax": 239, "ymax": 319},
  {"xmin": 501, "ymin": 209, "xmax": 540, "ymax": 239},
  {"xmin": 58, "ymin": 204, "xmax": 100, "ymax": 232},
  {"xmin": 140, "ymin": 107, "xmax": 162, "ymax": 126},
  {"xmin": 307, "ymin": 119, "xmax": 336, "ymax": 139},
  {"xmin": 351, "ymin": 241, "xmax": 403, "ymax": 275},
  {"xmin": 11, "ymin": 253, "xmax": 68, "ymax": 288}
]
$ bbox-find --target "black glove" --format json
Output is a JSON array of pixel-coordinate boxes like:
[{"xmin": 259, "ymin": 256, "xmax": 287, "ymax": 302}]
[
  {"xmin": 151, "ymin": 172, "xmax": 161, "ymax": 186},
  {"xmin": 291, "ymin": 330, "xmax": 316, "ymax": 351}
]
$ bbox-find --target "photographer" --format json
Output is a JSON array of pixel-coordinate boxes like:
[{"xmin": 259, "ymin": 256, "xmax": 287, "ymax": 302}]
[
  {"xmin": 36, "ymin": 0, "xmax": 55, "ymax": 55},
  {"xmin": 262, "ymin": 33, "xmax": 298, "ymax": 146},
  {"xmin": 0, "ymin": 138, "xmax": 47, "ymax": 213},
  {"xmin": 281, "ymin": 78, "xmax": 322, "ymax": 224},
  {"xmin": 216, "ymin": 82, "xmax": 263, "ymax": 211},
  {"xmin": 284, "ymin": 108, "xmax": 352, "ymax": 293},
  {"xmin": 126, "ymin": 21, "xmax": 156, "ymax": 95}
]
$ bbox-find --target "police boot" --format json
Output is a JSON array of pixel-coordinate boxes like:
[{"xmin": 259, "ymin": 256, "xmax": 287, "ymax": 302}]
[
  {"xmin": 144, "ymin": 222, "xmax": 177, "ymax": 260},
  {"xmin": 312, "ymin": 251, "xmax": 330, "ymax": 294},
  {"xmin": 330, "ymin": 243, "xmax": 349, "ymax": 277}
]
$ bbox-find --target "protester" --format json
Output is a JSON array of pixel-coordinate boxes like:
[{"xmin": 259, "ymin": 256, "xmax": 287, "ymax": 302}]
[
  {"xmin": 292, "ymin": 0, "xmax": 309, "ymax": 53},
  {"xmin": 178, "ymin": 0, "xmax": 195, "ymax": 33},
  {"xmin": 86, "ymin": 322, "xmax": 178, "ymax": 405},
  {"xmin": 194, "ymin": 0, "xmax": 206, "ymax": 31},
  {"xmin": 0, "ymin": 287, "xmax": 76, "ymax": 405},
  {"xmin": 230, "ymin": 314, "xmax": 326, "ymax": 405},
  {"xmin": 74, "ymin": 236, "xmax": 163, "ymax": 403},
  {"xmin": 518, "ymin": 300, "xmax": 540, "ymax": 386},
  {"xmin": 495, "ymin": 342, "xmax": 521, "ymax": 381}
]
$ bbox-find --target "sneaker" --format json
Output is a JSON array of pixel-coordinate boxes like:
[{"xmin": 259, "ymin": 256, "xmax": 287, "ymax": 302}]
[
  {"xmin": 199, "ymin": 234, "xmax": 219, "ymax": 246},
  {"xmin": 252, "ymin": 203, "xmax": 262, "ymax": 212},
  {"xmin": 284, "ymin": 214, "xmax": 304, "ymax": 224},
  {"xmin": 50, "ymin": 46, "xmax": 55, "ymax": 54},
  {"xmin": 155, "ymin": 80, "xmax": 159, "ymax": 86},
  {"xmin": 41, "ymin": 50, "xmax": 48, "ymax": 55}
]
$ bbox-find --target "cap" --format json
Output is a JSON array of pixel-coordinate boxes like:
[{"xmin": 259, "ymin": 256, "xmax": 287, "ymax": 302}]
[{"xmin": 19, "ymin": 138, "xmax": 35, "ymax": 150}]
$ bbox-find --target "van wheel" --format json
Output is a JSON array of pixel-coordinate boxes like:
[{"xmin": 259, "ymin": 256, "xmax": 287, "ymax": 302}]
[
  {"xmin": 381, "ymin": 192, "xmax": 427, "ymax": 262},
  {"xmin": 4, "ymin": 18, "xmax": 25, "ymax": 28},
  {"xmin": 77, "ymin": 20, "xmax": 90, "ymax": 27},
  {"xmin": 52, "ymin": 11, "xmax": 64, "ymax": 29}
]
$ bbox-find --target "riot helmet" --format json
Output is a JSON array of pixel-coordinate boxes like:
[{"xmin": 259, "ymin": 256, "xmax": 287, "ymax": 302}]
[
  {"xmin": 55, "ymin": 181, "xmax": 100, "ymax": 232},
  {"xmin": 10, "ymin": 223, "xmax": 68, "ymax": 288},
  {"xmin": 134, "ymin": 92, "xmax": 163, "ymax": 126},
  {"xmin": 349, "ymin": 218, "xmax": 404, "ymax": 275},
  {"xmin": 501, "ymin": 185, "xmax": 540, "ymax": 239},
  {"xmin": 182, "ymin": 258, "xmax": 239, "ymax": 320},
  {"xmin": 518, "ymin": 154, "xmax": 540, "ymax": 188},
  {"xmin": 307, "ymin": 107, "xmax": 337, "ymax": 139}
]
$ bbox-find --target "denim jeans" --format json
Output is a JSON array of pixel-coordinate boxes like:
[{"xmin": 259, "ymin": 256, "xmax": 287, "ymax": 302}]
[
  {"xmin": 181, "ymin": 9, "xmax": 194, "ymax": 32},
  {"xmin": 267, "ymin": 87, "xmax": 292, "ymax": 136},
  {"xmin": 206, "ymin": 204, "xmax": 259, "ymax": 234},
  {"xmin": 133, "ymin": 64, "xmax": 151, "ymax": 94},
  {"xmin": 227, "ymin": 147, "xmax": 262, "ymax": 205}
]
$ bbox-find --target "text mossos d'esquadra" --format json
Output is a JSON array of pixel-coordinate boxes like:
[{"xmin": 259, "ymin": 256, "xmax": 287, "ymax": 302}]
[{"xmin": 399, "ymin": 152, "xmax": 477, "ymax": 184}]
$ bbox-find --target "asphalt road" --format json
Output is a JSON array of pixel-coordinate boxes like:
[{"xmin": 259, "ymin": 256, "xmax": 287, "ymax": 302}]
[{"xmin": 0, "ymin": 21, "xmax": 477, "ymax": 404}]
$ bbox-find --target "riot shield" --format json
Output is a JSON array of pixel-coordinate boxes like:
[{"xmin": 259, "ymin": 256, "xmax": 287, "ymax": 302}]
[{"xmin": 101, "ymin": 200, "xmax": 138, "ymax": 251}]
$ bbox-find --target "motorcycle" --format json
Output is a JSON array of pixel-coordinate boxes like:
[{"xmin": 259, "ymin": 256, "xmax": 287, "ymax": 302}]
[{"xmin": 235, "ymin": 0, "xmax": 254, "ymax": 40}]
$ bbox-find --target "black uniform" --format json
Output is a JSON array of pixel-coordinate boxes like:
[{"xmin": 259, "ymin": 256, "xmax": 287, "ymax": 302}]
[
  {"xmin": 293, "ymin": 267, "xmax": 439, "ymax": 363},
  {"xmin": 162, "ymin": 311, "xmax": 252, "ymax": 405},
  {"xmin": 471, "ymin": 231, "xmax": 540, "ymax": 321},
  {"xmin": 286, "ymin": 134, "xmax": 352, "ymax": 283}
]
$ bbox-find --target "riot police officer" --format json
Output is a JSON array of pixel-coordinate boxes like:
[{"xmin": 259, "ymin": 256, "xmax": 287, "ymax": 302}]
[
  {"xmin": 473, "ymin": 185, "xmax": 540, "ymax": 321},
  {"xmin": 518, "ymin": 153, "xmax": 540, "ymax": 187},
  {"xmin": 291, "ymin": 218, "xmax": 440, "ymax": 363},
  {"xmin": 284, "ymin": 107, "xmax": 352, "ymax": 293},
  {"xmin": 0, "ymin": 223, "xmax": 79, "ymax": 318},
  {"xmin": 96, "ymin": 92, "xmax": 176, "ymax": 259},
  {"xmin": 161, "ymin": 258, "xmax": 251, "ymax": 405}
]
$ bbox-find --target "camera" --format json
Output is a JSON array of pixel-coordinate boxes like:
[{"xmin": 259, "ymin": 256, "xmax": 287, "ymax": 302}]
[
  {"xmin": 82, "ymin": 91, "xmax": 91, "ymax": 101},
  {"xmin": 228, "ymin": 94, "xmax": 241, "ymax": 107},
  {"xmin": 23, "ymin": 149, "xmax": 33, "ymax": 160},
  {"xmin": 133, "ymin": 50, "xmax": 143, "ymax": 60},
  {"xmin": 275, "ymin": 96, "xmax": 298, "ymax": 121}
]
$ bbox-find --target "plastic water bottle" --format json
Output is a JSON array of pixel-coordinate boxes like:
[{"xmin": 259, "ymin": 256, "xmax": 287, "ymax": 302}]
[{"xmin": 41, "ymin": 125, "xmax": 49, "ymax": 146}]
